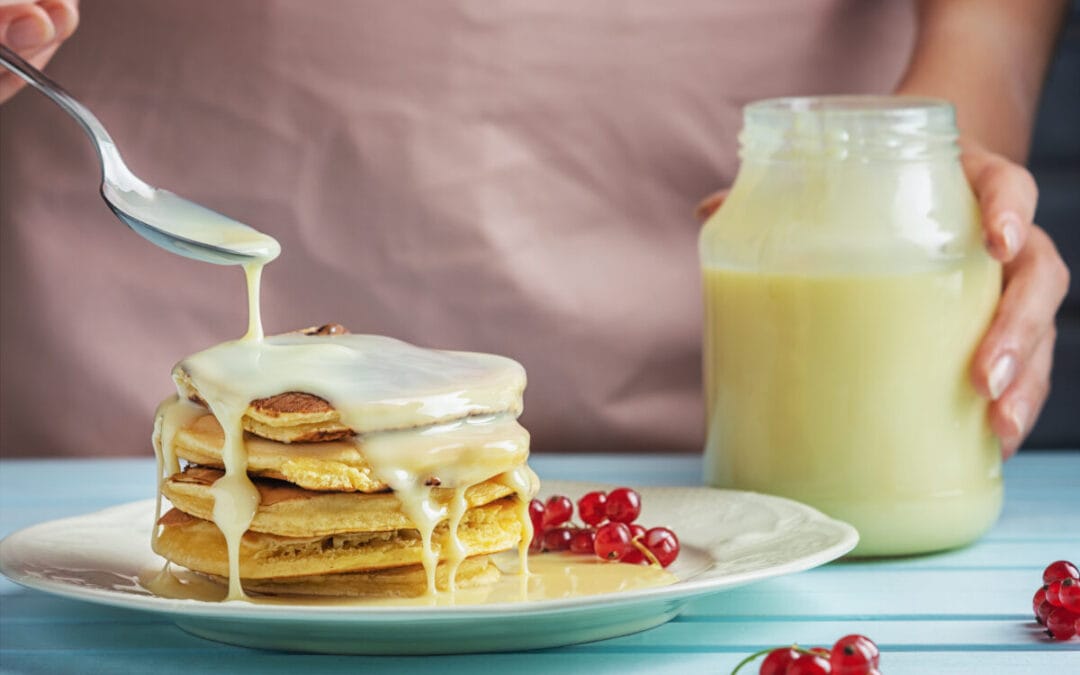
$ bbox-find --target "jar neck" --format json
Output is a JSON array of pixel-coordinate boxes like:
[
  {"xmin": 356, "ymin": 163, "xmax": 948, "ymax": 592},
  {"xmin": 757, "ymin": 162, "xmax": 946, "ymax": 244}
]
[{"xmin": 739, "ymin": 96, "xmax": 960, "ymax": 163}]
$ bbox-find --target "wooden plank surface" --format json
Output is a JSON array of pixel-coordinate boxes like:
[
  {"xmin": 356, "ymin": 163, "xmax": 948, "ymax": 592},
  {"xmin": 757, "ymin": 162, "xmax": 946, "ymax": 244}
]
[{"xmin": 2, "ymin": 452, "xmax": 1078, "ymax": 674}]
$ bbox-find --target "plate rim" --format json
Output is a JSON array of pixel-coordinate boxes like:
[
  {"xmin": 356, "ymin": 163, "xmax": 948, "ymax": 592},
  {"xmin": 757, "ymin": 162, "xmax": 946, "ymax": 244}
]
[{"xmin": 0, "ymin": 482, "xmax": 858, "ymax": 622}]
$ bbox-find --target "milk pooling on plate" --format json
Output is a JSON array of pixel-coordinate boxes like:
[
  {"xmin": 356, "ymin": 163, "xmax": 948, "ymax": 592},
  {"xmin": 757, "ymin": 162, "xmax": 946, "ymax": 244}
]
[{"xmin": 151, "ymin": 238, "xmax": 538, "ymax": 601}]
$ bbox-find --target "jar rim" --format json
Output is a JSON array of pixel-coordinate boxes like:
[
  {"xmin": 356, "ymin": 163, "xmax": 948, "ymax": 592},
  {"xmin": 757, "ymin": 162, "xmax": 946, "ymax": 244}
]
[
  {"xmin": 746, "ymin": 95, "xmax": 955, "ymax": 123},
  {"xmin": 740, "ymin": 96, "xmax": 959, "ymax": 161}
]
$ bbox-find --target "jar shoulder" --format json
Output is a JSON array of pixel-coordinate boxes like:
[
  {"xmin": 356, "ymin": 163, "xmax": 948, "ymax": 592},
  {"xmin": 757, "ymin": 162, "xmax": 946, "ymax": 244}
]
[{"xmin": 700, "ymin": 160, "xmax": 982, "ymax": 273}]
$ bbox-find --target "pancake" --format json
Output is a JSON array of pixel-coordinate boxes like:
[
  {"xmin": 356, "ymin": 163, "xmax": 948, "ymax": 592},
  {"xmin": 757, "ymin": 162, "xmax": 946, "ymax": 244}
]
[
  {"xmin": 172, "ymin": 413, "xmax": 386, "ymax": 492},
  {"xmin": 211, "ymin": 555, "xmax": 500, "ymax": 598},
  {"xmin": 153, "ymin": 497, "xmax": 523, "ymax": 579},
  {"xmin": 154, "ymin": 326, "xmax": 535, "ymax": 600},
  {"xmin": 163, "ymin": 465, "xmax": 522, "ymax": 537},
  {"xmin": 171, "ymin": 333, "xmax": 527, "ymax": 443},
  {"xmin": 171, "ymin": 412, "xmax": 531, "ymax": 493},
  {"xmin": 174, "ymin": 372, "xmax": 525, "ymax": 443},
  {"xmin": 173, "ymin": 370, "xmax": 352, "ymax": 443}
]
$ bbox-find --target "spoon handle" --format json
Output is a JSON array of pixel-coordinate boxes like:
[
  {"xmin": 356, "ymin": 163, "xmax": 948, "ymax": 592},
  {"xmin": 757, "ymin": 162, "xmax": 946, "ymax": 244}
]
[{"xmin": 0, "ymin": 44, "xmax": 135, "ymax": 185}]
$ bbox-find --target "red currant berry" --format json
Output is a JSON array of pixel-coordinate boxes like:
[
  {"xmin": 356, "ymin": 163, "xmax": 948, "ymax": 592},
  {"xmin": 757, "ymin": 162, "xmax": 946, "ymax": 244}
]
[
  {"xmin": 1061, "ymin": 578, "xmax": 1080, "ymax": 613},
  {"xmin": 1047, "ymin": 580, "xmax": 1065, "ymax": 608},
  {"xmin": 808, "ymin": 647, "xmax": 831, "ymax": 659},
  {"xmin": 1043, "ymin": 560, "xmax": 1079, "ymax": 585},
  {"xmin": 620, "ymin": 524, "xmax": 650, "ymax": 564},
  {"xmin": 758, "ymin": 647, "xmax": 798, "ymax": 675},
  {"xmin": 577, "ymin": 491, "xmax": 607, "ymax": 527},
  {"xmin": 1075, "ymin": 614, "xmax": 1080, "ymax": 637},
  {"xmin": 542, "ymin": 527, "xmax": 574, "ymax": 552},
  {"xmin": 1037, "ymin": 599, "xmax": 1056, "ymax": 625},
  {"xmin": 542, "ymin": 495, "xmax": 573, "ymax": 529},
  {"xmin": 604, "ymin": 487, "xmax": 642, "ymax": 524},
  {"xmin": 831, "ymin": 633, "xmax": 879, "ymax": 673},
  {"xmin": 1034, "ymin": 587, "xmax": 1049, "ymax": 624},
  {"xmin": 528, "ymin": 499, "xmax": 544, "ymax": 535},
  {"xmin": 569, "ymin": 528, "xmax": 596, "ymax": 554},
  {"xmin": 786, "ymin": 652, "xmax": 831, "ymax": 675},
  {"xmin": 831, "ymin": 655, "xmax": 870, "ymax": 675},
  {"xmin": 1046, "ymin": 607, "xmax": 1079, "ymax": 640},
  {"xmin": 594, "ymin": 522, "xmax": 633, "ymax": 561},
  {"xmin": 643, "ymin": 527, "xmax": 680, "ymax": 567}
]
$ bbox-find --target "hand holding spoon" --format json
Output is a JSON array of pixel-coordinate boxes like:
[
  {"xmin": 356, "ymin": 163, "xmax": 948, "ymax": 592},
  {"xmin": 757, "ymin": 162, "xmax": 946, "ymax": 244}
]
[{"xmin": 0, "ymin": 43, "xmax": 279, "ymax": 266}]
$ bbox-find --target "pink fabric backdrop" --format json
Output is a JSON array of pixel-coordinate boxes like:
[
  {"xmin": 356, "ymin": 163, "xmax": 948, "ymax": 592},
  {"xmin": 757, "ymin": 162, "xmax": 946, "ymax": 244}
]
[{"xmin": 0, "ymin": 0, "xmax": 916, "ymax": 457}]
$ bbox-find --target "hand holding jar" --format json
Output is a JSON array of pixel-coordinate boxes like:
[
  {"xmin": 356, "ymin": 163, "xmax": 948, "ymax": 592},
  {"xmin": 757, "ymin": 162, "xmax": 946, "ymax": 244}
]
[
  {"xmin": 699, "ymin": 97, "xmax": 1010, "ymax": 556},
  {"xmin": 697, "ymin": 140, "xmax": 1070, "ymax": 462},
  {"xmin": 960, "ymin": 143, "xmax": 1069, "ymax": 459}
]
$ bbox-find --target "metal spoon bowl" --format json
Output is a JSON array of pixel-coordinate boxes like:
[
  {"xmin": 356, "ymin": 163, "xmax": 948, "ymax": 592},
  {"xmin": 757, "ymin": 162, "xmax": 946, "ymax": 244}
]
[{"xmin": 0, "ymin": 44, "xmax": 280, "ymax": 266}]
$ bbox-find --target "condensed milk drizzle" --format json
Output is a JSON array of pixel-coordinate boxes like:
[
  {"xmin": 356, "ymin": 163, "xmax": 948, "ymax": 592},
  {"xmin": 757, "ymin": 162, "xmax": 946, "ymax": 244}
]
[
  {"xmin": 144, "ymin": 550, "xmax": 678, "ymax": 605},
  {"xmin": 499, "ymin": 465, "xmax": 539, "ymax": 574},
  {"xmin": 444, "ymin": 489, "xmax": 470, "ymax": 591},
  {"xmin": 201, "ymin": 392, "xmax": 260, "ymax": 601},
  {"xmin": 242, "ymin": 263, "xmax": 266, "ymax": 341},
  {"xmin": 152, "ymin": 232, "xmax": 538, "ymax": 600},
  {"xmin": 152, "ymin": 396, "xmax": 204, "ymax": 548}
]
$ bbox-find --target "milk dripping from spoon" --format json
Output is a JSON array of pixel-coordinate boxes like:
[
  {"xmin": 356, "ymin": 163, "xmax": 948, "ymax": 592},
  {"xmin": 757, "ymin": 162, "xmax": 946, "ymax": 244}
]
[
  {"xmin": 0, "ymin": 44, "xmax": 281, "ymax": 278},
  {"xmin": 1, "ymin": 44, "xmax": 287, "ymax": 599}
]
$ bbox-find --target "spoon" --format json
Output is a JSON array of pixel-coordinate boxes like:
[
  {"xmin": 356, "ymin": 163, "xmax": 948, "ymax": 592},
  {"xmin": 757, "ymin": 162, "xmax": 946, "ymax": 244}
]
[{"xmin": 0, "ymin": 44, "xmax": 280, "ymax": 265}]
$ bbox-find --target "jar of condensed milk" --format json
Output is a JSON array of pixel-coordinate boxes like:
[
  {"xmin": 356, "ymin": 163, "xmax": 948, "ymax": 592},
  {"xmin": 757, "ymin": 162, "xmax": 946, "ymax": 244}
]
[{"xmin": 700, "ymin": 97, "xmax": 1002, "ymax": 556}]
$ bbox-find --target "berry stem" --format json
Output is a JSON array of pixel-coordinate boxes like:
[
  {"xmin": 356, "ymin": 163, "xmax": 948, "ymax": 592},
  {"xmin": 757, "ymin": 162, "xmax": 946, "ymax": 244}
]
[
  {"xmin": 729, "ymin": 644, "xmax": 818, "ymax": 674},
  {"xmin": 729, "ymin": 647, "xmax": 776, "ymax": 674},
  {"xmin": 631, "ymin": 537, "xmax": 661, "ymax": 568}
]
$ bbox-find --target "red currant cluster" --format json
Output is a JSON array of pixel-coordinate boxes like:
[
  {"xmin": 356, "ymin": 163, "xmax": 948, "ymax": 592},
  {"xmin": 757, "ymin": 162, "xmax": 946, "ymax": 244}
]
[
  {"xmin": 529, "ymin": 487, "xmax": 680, "ymax": 567},
  {"xmin": 1033, "ymin": 559, "xmax": 1080, "ymax": 640},
  {"xmin": 731, "ymin": 634, "xmax": 880, "ymax": 675}
]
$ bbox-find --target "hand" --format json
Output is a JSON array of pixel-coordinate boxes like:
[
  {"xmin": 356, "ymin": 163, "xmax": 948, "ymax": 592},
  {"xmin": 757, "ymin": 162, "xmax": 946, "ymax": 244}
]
[
  {"xmin": 0, "ymin": 0, "xmax": 78, "ymax": 104},
  {"xmin": 964, "ymin": 142, "xmax": 1069, "ymax": 459}
]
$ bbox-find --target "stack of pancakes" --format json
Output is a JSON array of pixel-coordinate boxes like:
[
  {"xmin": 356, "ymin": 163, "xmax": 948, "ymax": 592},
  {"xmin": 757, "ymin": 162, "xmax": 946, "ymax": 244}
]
[{"xmin": 151, "ymin": 326, "xmax": 536, "ymax": 597}]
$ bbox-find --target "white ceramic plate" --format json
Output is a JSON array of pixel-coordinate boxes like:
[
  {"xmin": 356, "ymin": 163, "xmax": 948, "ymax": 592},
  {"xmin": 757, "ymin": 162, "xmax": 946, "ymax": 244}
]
[{"xmin": 0, "ymin": 481, "xmax": 857, "ymax": 654}]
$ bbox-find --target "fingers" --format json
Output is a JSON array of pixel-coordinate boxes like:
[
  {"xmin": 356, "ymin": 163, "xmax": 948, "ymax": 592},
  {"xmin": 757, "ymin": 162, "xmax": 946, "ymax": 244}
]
[
  {"xmin": 695, "ymin": 189, "xmax": 729, "ymax": 221},
  {"xmin": 0, "ymin": 4, "xmax": 55, "ymax": 49},
  {"xmin": 0, "ymin": 1, "xmax": 78, "ymax": 104},
  {"xmin": 963, "ymin": 145, "xmax": 1039, "ymax": 263},
  {"xmin": 973, "ymin": 226, "xmax": 1069, "ymax": 402},
  {"xmin": 41, "ymin": 0, "xmax": 79, "ymax": 42},
  {"xmin": 990, "ymin": 326, "xmax": 1055, "ymax": 460}
]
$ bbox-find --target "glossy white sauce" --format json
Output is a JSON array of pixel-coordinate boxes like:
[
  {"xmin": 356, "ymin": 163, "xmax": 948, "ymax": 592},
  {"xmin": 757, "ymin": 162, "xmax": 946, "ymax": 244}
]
[
  {"xmin": 152, "ymin": 243, "xmax": 535, "ymax": 600},
  {"xmin": 142, "ymin": 550, "xmax": 677, "ymax": 605}
]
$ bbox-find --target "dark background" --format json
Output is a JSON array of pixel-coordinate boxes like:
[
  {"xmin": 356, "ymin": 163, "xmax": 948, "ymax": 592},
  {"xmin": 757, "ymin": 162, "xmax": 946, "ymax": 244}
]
[{"xmin": 1025, "ymin": 0, "xmax": 1080, "ymax": 449}]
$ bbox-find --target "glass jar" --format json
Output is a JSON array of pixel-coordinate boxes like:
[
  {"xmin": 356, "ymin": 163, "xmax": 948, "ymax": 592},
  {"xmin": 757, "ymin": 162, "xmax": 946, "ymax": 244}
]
[{"xmin": 700, "ymin": 97, "xmax": 1002, "ymax": 556}]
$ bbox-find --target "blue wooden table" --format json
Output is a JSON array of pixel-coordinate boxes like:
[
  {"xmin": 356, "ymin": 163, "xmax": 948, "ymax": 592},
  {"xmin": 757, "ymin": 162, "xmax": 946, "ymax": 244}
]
[{"xmin": 1, "ymin": 452, "xmax": 1078, "ymax": 674}]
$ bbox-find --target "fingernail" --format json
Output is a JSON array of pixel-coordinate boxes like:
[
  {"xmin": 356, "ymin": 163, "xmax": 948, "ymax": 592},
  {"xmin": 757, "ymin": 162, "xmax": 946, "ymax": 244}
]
[
  {"xmin": 4, "ymin": 14, "xmax": 54, "ymax": 50},
  {"xmin": 1008, "ymin": 400, "xmax": 1028, "ymax": 438},
  {"xmin": 1000, "ymin": 214, "xmax": 1021, "ymax": 258},
  {"xmin": 988, "ymin": 354, "xmax": 1016, "ymax": 400}
]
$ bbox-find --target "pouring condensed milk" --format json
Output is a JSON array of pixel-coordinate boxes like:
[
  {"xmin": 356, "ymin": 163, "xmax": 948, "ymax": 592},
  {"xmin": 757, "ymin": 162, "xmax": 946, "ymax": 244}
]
[
  {"xmin": 0, "ymin": 45, "xmax": 677, "ymax": 603},
  {"xmin": 148, "ymin": 214, "xmax": 676, "ymax": 602},
  {"xmin": 149, "ymin": 217, "xmax": 542, "ymax": 600},
  {"xmin": 701, "ymin": 97, "xmax": 1002, "ymax": 556}
]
